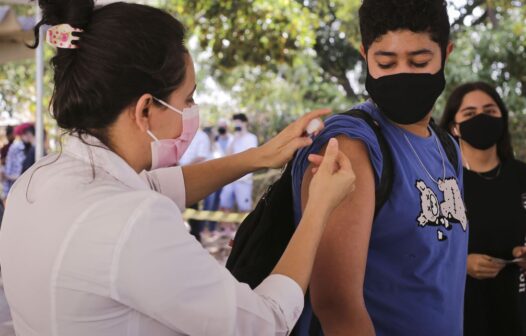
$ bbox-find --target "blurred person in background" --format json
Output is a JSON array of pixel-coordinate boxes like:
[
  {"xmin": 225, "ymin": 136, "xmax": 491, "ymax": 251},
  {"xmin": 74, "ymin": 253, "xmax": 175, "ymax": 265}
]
[
  {"xmin": 440, "ymin": 81, "xmax": 526, "ymax": 336},
  {"xmin": 220, "ymin": 114, "xmax": 258, "ymax": 213},
  {"xmin": 3, "ymin": 123, "xmax": 33, "ymax": 198},
  {"xmin": 0, "ymin": 125, "xmax": 16, "ymax": 204},
  {"xmin": 215, "ymin": 118, "xmax": 233, "ymax": 158},
  {"xmin": 0, "ymin": 126, "xmax": 15, "ymax": 167},
  {"xmin": 179, "ymin": 127, "xmax": 211, "ymax": 241},
  {"xmin": 201, "ymin": 126, "xmax": 223, "ymax": 240},
  {"xmin": 219, "ymin": 114, "xmax": 258, "ymax": 237},
  {"xmin": 21, "ymin": 124, "xmax": 36, "ymax": 174}
]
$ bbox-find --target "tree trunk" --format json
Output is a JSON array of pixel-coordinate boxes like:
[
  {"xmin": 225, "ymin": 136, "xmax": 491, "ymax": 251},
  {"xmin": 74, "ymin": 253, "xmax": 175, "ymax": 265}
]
[{"xmin": 486, "ymin": 0, "xmax": 499, "ymax": 27}]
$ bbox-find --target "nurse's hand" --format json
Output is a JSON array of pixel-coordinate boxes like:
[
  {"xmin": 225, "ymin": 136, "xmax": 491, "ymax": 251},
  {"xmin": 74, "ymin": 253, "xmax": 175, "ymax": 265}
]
[
  {"xmin": 256, "ymin": 108, "xmax": 331, "ymax": 169},
  {"xmin": 467, "ymin": 254, "xmax": 506, "ymax": 280},
  {"xmin": 512, "ymin": 246, "xmax": 526, "ymax": 272},
  {"xmin": 305, "ymin": 138, "xmax": 355, "ymax": 217}
]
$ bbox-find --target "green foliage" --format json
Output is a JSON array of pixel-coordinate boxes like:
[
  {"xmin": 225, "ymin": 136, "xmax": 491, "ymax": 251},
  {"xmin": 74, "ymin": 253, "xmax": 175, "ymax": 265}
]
[
  {"xmin": 167, "ymin": 0, "xmax": 318, "ymax": 68},
  {"xmin": 439, "ymin": 7, "xmax": 526, "ymax": 159},
  {"xmin": 1, "ymin": 1, "xmax": 525, "ymax": 159}
]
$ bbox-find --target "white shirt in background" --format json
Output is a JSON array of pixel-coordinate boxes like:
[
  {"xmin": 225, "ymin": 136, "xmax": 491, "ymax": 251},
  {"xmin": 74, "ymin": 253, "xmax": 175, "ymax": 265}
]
[
  {"xmin": 228, "ymin": 132, "xmax": 258, "ymax": 182},
  {"xmin": 214, "ymin": 134, "xmax": 233, "ymax": 159},
  {"xmin": 178, "ymin": 129, "xmax": 211, "ymax": 166},
  {"xmin": 0, "ymin": 134, "xmax": 303, "ymax": 336}
]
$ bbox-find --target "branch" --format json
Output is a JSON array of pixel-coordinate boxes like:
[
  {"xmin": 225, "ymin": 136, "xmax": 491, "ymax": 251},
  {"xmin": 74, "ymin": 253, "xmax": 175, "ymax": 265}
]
[{"xmin": 451, "ymin": 0, "xmax": 486, "ymax": 30}]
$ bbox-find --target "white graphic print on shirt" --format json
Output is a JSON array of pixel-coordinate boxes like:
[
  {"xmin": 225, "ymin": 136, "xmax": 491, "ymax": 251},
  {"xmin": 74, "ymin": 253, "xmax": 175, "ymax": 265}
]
[{"xmin": 416, "ymin": 178, "xmax": 467, "ymax": 241}]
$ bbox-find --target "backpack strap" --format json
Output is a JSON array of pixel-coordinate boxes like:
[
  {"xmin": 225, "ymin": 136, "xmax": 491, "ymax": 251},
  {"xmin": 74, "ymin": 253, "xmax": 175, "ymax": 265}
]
[
  {"xmin": 429, "ymin": 118, "xmax": 460, "ymax": 176},
  {"xmin": 340, "ymin": 109, "xmax": 394, "ymax": 216}
]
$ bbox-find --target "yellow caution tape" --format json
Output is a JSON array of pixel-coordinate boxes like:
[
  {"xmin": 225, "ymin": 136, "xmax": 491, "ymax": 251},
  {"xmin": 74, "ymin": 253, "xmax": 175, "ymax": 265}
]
[
  {"xmin": 183, "ymin": 209, "xmax": 249, "ymax": 223},
  {"xmin": 181, "ymin": 170, "xmax": 281, "ymax": 224}
]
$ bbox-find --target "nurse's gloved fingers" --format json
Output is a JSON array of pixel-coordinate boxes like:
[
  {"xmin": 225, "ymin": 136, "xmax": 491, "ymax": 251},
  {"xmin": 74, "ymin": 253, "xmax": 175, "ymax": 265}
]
[
  {"xmin": 335, "ymin": 148, "xmax": 352, "ymax": 172},
  {"xmin": 319, "ymin": 138, "xmax": 339, "ymax": 174},
  {"xmin": 288, "ymin": 137, "xmax": 314, "ymax": 154},
  {"xmin": 308, "ymin": 154, "xmax": 323, "ymax": 166},
  {"xmin": 293, "ymin": 108, "xmax": 331, "ymax": 135}
]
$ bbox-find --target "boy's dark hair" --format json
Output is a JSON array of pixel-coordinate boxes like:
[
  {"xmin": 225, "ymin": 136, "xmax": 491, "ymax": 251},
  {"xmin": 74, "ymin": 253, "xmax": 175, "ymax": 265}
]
[
  {"xmin": 233, "ymin": 113, "xmax": 249, "ymax": 123},
  {"xmin": 32, "ymin": 0, "xmax": 188, "ymax": 147},
  {"xmin": 5, "ymin": 125, "xmax": 14, "ymax": 137},
  {"xmin": 359, "ymin": 0, "xmax": 450, "ymax": 56},
  {"xmin": 439, "ymin": 81, "xmax": 515, "ymax": 162}
]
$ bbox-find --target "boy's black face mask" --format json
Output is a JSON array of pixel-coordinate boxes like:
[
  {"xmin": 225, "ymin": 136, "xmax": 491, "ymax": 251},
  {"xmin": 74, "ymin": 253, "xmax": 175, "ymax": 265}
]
[{"xmin": 365, "ymin": 59, "xmax": 446, "ymax": 125}]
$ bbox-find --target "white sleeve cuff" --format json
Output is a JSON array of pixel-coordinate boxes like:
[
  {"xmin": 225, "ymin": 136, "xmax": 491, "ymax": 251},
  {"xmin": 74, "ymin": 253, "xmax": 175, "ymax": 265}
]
[
  {"xmin": 141, "ymin": 167, "xmax": 186, "ymax": 212},
  {"xmin": 254, "ymin": 274, "xmax": 304, "ymax": 332}
]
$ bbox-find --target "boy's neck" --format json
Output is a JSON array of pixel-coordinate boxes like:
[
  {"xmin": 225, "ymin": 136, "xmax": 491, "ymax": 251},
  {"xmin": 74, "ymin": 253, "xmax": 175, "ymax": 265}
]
[{"xmin": 396, "ymin": 114, "xmax": 432, "ymax": 138}]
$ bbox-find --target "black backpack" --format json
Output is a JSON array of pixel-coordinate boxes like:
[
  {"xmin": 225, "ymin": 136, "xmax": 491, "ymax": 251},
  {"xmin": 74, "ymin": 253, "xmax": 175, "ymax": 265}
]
[{"xmin": 225, "ymin": 109, "xmax": 458, "ymax": 334}]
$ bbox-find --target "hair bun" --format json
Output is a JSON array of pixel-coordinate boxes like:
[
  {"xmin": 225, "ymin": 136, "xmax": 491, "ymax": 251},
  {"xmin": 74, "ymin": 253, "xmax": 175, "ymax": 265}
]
[
  {"xmin": 32, "ymin": 0, "xmax": 94, "ymax": 48},
  {"xmin": 37, "ymin": 0, "xmax": 94, "ymax": 27}
]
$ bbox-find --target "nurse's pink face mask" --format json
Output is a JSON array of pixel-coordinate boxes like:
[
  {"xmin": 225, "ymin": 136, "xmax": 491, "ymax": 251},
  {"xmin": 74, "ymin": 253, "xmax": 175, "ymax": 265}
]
[{"xmin": 146, "ymin": 97, "xmax": 200, "ymax": 170}]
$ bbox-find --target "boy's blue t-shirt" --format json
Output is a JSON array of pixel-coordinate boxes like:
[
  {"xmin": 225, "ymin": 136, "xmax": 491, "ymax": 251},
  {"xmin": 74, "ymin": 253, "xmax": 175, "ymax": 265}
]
[{"xmin": 291, "ymin": 100, "xmax": 468, "ymax": 336}]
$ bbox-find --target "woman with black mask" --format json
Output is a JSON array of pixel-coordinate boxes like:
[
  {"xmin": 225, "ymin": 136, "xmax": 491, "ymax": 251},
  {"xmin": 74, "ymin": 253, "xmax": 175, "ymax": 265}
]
[{"xmin": 440, "ymin": 81, "xmax": 526, "ymax": 336}]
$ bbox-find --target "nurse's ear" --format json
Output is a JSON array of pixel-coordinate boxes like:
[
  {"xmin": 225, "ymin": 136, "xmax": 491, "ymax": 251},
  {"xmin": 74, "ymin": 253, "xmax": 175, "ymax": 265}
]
[{"xmin": 133, "ymin": 94, "xmax": 155, "ymax": 133}]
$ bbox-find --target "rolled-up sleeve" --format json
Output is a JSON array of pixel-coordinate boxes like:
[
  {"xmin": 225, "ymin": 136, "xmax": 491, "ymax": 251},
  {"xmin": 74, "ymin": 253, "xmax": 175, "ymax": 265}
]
[
  {"xmin": 254, "ymin": 274, "xmax": 304, "ymax": 332},
  {"xmin": 141, "ymin": 167, "xmax": 186, "ymax": 211},
  {"xmin": 113, "ymin": 195, "xmax": 304, "ymax": 336}
]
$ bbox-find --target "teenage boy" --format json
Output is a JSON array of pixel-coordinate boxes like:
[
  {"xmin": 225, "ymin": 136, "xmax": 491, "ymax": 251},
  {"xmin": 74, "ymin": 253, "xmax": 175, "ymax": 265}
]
[{"xmin": 292, "ymin": 1, "xmax": 468, "ymax": 335}]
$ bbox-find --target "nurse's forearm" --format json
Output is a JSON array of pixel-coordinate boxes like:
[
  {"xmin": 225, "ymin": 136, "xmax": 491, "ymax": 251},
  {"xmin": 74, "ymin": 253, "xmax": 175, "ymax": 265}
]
[
  {"xmin": 271, "ymin": 206, "xmax": 328, "ymax": 294},
  {"xmin": 182, "ymin": 148, "xmax": 263, "ymax": 206}
]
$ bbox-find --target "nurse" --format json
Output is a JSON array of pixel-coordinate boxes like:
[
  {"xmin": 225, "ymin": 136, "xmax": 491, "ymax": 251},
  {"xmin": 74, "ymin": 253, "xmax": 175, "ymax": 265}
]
[{"xmin": 0, "ymin": 1, "xmax": 355, "ymax": 336}]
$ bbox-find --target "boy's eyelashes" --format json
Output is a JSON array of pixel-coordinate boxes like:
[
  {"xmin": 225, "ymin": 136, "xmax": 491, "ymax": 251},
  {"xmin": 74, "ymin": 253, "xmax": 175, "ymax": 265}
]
[{"xmin": 376, "ymin": 62, "xmax": 431, "ymax": 69}]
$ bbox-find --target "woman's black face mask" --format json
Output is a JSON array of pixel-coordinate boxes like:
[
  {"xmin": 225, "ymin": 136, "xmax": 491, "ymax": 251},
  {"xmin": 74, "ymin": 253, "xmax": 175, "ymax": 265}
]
[{"xmin": 457, "ymin": 114, "xmax": 503, "ymax": 150}]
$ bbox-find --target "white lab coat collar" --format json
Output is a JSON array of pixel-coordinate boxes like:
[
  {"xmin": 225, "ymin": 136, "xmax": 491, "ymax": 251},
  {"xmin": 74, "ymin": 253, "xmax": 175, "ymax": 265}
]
[{"xmin": 63, "ymin": 134, "xmax": 149, "ymax": 191}]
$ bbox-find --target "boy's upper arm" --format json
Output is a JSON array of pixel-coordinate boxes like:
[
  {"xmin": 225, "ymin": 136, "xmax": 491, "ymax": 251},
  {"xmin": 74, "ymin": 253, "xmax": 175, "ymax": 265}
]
[{"xmin": 301, "ymin": 135, "xmax": 375, "ymax": 332}]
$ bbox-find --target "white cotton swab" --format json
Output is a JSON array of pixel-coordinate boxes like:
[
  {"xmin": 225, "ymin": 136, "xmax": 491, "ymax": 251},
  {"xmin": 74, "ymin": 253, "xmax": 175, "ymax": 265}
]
[{"xmin": 306, "ymin": 118, "xmax": 323, "ymax": 136}]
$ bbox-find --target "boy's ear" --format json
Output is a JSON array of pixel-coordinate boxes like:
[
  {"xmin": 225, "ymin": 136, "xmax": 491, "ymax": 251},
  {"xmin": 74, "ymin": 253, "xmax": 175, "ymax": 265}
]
[
  {"xmin": 445, "ymin": 41, "xmax": 454, "ymax": 61},
  {"xmin": 359, "ymin": 44, "xmax": 367, "ymax": 60}
]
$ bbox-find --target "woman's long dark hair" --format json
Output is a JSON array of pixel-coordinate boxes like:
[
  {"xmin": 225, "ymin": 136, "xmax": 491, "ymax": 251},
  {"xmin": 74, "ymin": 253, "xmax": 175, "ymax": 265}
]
[
  {"xmin": 439, "ymin": 81, "xmax": 515, "ymax": 161},
  {"xmin": 32, "ymin": 0, "xmax": 188, "ymax": 147},
  {"xmin": 25, "ymin": 1, "xmax": 189, "ymax": 201}
]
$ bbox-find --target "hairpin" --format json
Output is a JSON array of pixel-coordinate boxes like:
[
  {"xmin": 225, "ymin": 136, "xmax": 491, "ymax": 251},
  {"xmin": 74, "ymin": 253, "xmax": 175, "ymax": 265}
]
[{"xmin": 46, "ymin": 24, "xmax": 83, "ymax": 49}]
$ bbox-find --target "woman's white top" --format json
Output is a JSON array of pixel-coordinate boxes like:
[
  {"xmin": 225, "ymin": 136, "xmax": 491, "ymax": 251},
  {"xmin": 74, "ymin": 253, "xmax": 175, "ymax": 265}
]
[{"xmin": 0, "ymin": 135, "xmax": 303, "ymax": 336}]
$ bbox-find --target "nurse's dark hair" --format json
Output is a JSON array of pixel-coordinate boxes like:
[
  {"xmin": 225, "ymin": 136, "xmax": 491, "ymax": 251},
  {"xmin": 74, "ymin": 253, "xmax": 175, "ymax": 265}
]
[
  {"xmin": 359, "ymin": 0, "xmax": 450, "ymax": 57},
  {"xmin": 31, "ymin": 0, "xmax": 188, "ymax": 145},
  {"xmin": 439, "ymin": 81, "xmax": 515, "ymax": 161}
]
